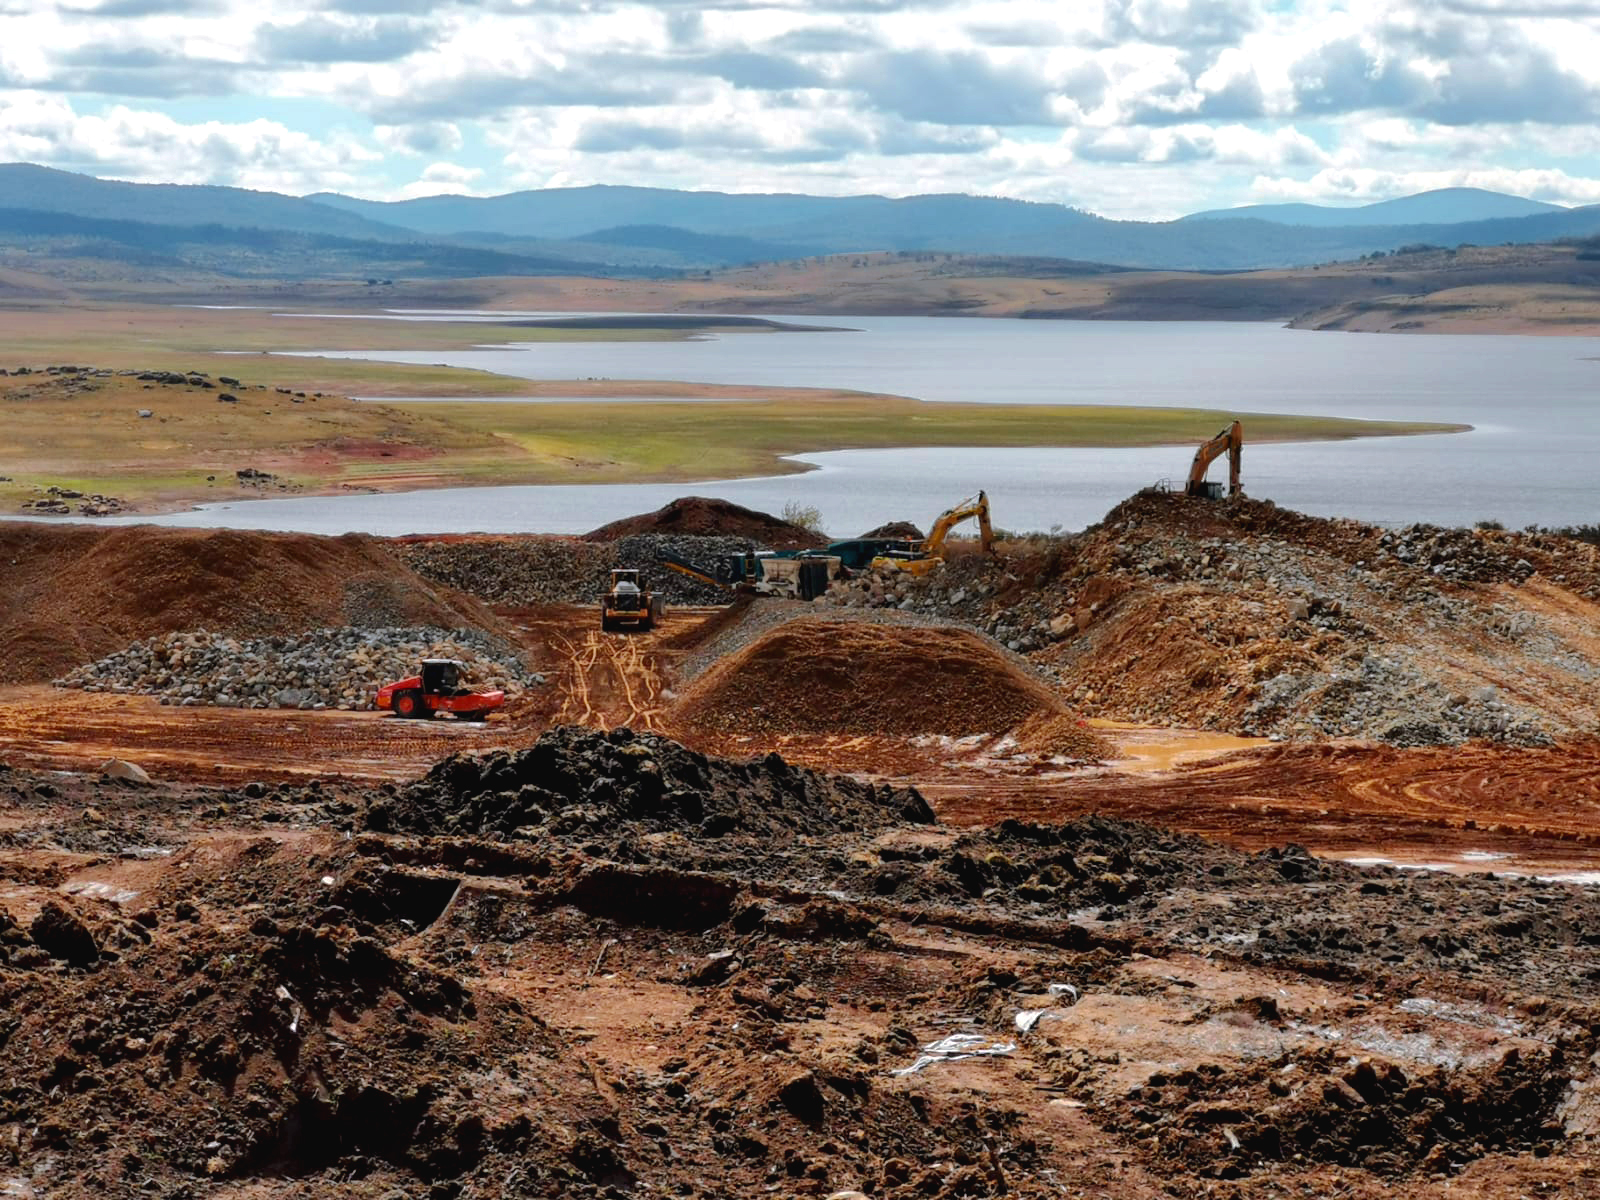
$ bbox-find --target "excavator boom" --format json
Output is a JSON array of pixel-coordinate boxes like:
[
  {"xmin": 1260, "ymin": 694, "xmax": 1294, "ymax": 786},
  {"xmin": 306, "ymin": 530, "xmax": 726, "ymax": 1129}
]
[
  {"xmin": 872, "ymin": 491, "xmax": 994, "ymax": 574},
  {"xmin": 1186, "ymin": 421, "xmax": 1242, "ymax": 499},
  {"xmin": 924, "ymin": 491, "xmax": 994, "ymax": 556}
]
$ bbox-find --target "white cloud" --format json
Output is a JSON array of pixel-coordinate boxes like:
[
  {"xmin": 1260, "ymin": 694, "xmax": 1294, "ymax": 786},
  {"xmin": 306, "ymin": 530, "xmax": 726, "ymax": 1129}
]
[
  {"xmin": 0, "ymin": 93, "xmax": 379, "ymax": 192},
  {"xmin": 0, "ymin": 0, "xmax": 1596, "ymax": 218},
  {"xmin": 394, "ymin": 160, "xmax": 485, "ymax": 197}
]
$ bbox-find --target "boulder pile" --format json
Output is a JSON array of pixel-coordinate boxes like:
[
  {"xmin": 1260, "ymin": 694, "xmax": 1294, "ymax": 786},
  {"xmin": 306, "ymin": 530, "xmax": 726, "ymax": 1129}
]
[
  {"xmin": 391, "ymin": 537, "xmax": 614, "ymax": 606},
  {"xmin": 56, "ymin": 626, "xmax": 539, "ymax": 711},
  {"xmin": 393, "ymin": 533, "xmax": 758, "ymax": 606}
]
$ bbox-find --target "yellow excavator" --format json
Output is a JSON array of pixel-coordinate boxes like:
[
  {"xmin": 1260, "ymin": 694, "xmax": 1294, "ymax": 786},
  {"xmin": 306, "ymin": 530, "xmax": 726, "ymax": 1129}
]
[
  {"xmin": 1186, "ymin": 421, "xmax": 1242, "ymax": 499},
  {"xmin": 870, "ymin": 491, "xmax": 994, "ymax": 575}
]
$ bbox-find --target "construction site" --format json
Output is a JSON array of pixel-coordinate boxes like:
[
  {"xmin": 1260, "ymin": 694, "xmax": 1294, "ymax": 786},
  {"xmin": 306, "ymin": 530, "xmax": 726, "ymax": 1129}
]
[{"xmin": 5, "ymin": 422, "xmax": 1600, "ymax": 1200}]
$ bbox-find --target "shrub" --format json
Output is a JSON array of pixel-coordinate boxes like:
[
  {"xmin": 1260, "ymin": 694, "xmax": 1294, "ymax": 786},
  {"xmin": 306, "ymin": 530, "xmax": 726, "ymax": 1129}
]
[{"xmin": 781, "ymin": 500, "xmax": 825, "ymax": 534}]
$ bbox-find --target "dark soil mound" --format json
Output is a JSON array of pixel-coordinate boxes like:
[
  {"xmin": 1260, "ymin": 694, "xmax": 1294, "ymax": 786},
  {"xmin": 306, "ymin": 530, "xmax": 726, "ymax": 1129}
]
[
  {"xmin": 0, "ymin": 522, "xmax": 506, "ymax": 684},
  {"xmin": 860, "ymin": 520, "xmax": 923, "ymax": 539},
  {"xmin": 584, "ymin": 496, "xmax": 826, "ymax": 551},
  {"xmin": 365, "ymin": 725, "xmax": 934, "ymax": 839},
  {"xmin": 671, "ymin": 619, "xmax": 1068, "ymax": 737}
]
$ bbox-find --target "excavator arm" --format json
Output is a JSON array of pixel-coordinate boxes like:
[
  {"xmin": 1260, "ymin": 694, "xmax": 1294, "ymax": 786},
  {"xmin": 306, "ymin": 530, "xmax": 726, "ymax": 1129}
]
[
  {"xmin": 924, "ymin": 491, "xmax": 994, "ymax": 557},
  {"xmin": 1186, "ymin": 421, "xmax": 1242, "ymax": 498},
  {"xmin": 658, "ymin": 554, "xmax": 734, "ymax": 592}
]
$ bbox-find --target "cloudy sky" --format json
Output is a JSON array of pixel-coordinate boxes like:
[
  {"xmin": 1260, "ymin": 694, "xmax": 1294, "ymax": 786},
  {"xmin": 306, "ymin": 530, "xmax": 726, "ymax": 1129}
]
[{"xmin": 2, "ymin": 0, "xmax": 1599, "ymax": 219}]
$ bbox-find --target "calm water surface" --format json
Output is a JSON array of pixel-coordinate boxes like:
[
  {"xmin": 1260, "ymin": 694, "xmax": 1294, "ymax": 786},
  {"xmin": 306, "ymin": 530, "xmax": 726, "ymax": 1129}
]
[{"xmin": 91, "ymin": 316, "xmax": 1600, "ymax": 534}]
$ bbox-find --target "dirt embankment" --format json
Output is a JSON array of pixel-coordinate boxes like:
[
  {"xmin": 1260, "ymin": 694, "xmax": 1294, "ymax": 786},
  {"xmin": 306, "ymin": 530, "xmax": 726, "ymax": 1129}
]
[
  {"xmin": 823, "ymin": 490, "xmax": 1600, "ymax": 747},
  {"xmin": 0, "ymin": 522, "xmax": 506, "ymax": 685}
]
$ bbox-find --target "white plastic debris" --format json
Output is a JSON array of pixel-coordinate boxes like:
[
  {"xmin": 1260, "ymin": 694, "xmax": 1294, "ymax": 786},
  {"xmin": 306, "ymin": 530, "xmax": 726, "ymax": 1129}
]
[
  {"xmin": 1048, "ymin": 983, "xmax": 1080, "ymax": 1003},
  {"xmin": 892, "ymin": 1032, "xmax": 1017, "ymax": 1075}
]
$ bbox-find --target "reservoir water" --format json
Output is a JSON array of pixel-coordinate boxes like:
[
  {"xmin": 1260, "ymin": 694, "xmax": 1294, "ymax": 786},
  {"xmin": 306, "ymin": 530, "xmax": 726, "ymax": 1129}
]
[{"xmin": 90, "ymin": 316, "xmax": 1600, "ymax": 535}]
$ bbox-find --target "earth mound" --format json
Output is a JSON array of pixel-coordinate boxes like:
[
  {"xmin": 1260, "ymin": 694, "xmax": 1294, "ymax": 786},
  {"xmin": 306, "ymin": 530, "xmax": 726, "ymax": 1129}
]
[
  {"xmin": 0, "ymin": 522, "xmax": 504, "ymax": 684},
  {"xmin": 583, "ymin": 496, "xmax": 826, "ymax": 551},
  {"xmin": 670, "ymin": 619, "xmax": 1069, "ymax": 737},
  {"xmin": 364, "ymin": 724, "xmax": 934, "ymax": 838},
  {"xmin": 1009, "ymin": 711, "xmax": 1111, "ymax": 761}
]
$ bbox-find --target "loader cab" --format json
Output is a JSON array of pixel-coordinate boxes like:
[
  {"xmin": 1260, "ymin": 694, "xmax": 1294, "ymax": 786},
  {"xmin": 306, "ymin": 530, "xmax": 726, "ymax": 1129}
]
[
  {"xmin": 420, "ymin": 658, "xmax": 465, "ymax": 695},
  {"xmin": 607, "ymin": 569, "xmax": 644, "ymax": 610}
]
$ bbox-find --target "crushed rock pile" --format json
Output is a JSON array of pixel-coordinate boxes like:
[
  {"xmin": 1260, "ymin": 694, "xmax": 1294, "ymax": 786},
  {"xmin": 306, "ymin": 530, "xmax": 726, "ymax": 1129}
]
[
  {"xmin": 365, "ymin": 724, "xmax": 934, "ymax": 838},
  {"xmin": 57, "ymin": 626, "xmax": 538, "ymax": 711},
  {"xmin": 670, "ymin": 619, "xmax": 1073, "ymax": 738},
  {"xmin": 584, "ymin": 496, "xmax": 826, "ymax": 551},
  {"xmin": 1008, "ymin": 711, "xmax": 1112, "ymax": 761},
  {"xmin": 0, "ymin": 521, "xmax": 505, "ymax": 685}
]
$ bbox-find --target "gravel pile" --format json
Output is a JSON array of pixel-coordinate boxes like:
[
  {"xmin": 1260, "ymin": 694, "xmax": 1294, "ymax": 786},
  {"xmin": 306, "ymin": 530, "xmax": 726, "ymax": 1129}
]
[
  {"xmin": 1376, "ymin": 525, "xmax": 1536, "ymax": 584},
  {"xmin": 56, "ymin": 627, "xmax": 540, "ymax": 711}
]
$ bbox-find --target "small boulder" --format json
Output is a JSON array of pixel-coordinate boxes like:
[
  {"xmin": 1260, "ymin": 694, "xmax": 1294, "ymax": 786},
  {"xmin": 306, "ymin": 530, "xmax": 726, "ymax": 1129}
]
[{"xmin": 100, "ymin": 758, "xmax": 151, "ymax": 785}]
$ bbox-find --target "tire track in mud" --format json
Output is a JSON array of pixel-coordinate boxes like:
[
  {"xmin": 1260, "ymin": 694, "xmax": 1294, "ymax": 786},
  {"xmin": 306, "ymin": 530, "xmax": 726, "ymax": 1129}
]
[
  {"xmin": 923, "ymin": 738, "xmax": 1600, "ymax": 873},
  {"xmin": 548, "ymin": 628, "xmax": 669, "ymax": 732}
]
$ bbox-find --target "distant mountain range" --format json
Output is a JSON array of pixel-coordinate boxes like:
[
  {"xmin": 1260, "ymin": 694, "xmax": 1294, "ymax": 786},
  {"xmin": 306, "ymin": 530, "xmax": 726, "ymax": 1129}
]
[
  {"xmin": 1180, "ymin": 187, "xmax": 1567, "ymax": 227},
  {"xmin": 3, "ymin": 164, "xmax": 1599, "ymax": 279}
]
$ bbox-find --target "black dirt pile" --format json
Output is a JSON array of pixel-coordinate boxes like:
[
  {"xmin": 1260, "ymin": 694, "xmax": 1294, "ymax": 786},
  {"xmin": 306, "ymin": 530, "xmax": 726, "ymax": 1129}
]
[
  {"xmin": 584, "ymin": 495, "xmax": 827, "ymax": 551},
  {"xmin": 0, "ymin": 521, "xmax": 506, "ymax": 685},
  {"xmin": 365, "ymin": 724, "xmax": 935, "ymax": 840},
  {"xmin": 671, "ymin": 619, "xmax": 1072, "ymax": 737}
]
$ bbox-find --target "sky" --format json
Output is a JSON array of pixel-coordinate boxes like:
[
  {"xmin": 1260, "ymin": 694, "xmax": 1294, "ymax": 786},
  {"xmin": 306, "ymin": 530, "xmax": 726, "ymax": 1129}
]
[{"xmin": 3, "ymin": 0, "xmax": 1600, "ymax": 220}]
